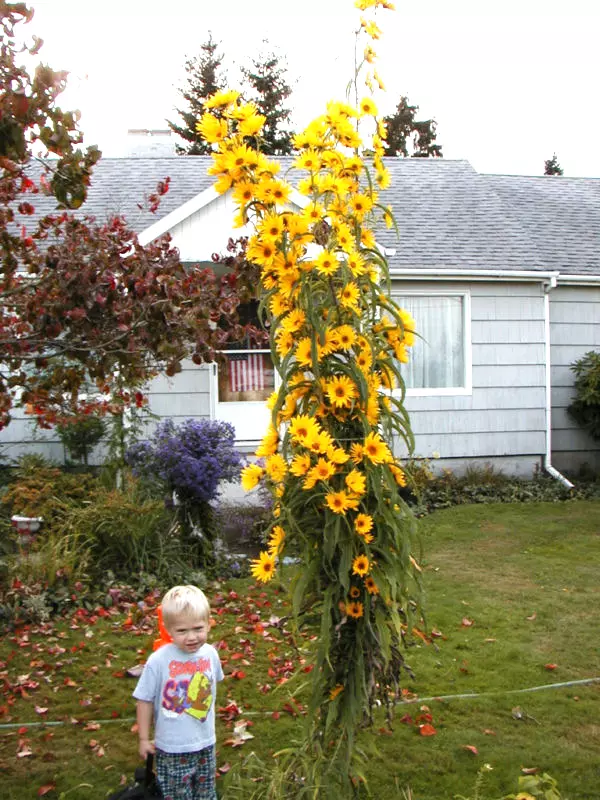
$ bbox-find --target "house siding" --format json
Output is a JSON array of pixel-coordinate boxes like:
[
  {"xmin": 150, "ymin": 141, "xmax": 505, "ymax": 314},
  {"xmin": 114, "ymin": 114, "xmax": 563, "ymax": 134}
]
[
  {"xmin": 396, "ymin": 280, "xmax": 546, "ymax": 474},
  {"xmin": 549, "ymin": 285, "xmax": 600, "ymax": 472}
]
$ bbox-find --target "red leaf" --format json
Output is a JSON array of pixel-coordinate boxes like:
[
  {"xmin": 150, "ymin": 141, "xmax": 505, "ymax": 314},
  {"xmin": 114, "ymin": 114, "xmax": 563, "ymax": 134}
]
[
  {"xmin": 271, "ymin": 711, "xmax": 280, "ymax": 720},
  {"xmin": 418, "ymin": 723, "xmax": 437, "ymax": 736},
  {"xmin": 37, "ymin": 785, "xmax": 56, "ymax": 796},
  {"xmin": 463, "ymin": 745, "xmax": 479, "ymax": 755},
  {"xmin": 544, "ymin": 663, "xmax": 558, "ymax": 670},
  {"xmin": 218, "ymin": 763, "xmax": 231, "ymax": 775}
]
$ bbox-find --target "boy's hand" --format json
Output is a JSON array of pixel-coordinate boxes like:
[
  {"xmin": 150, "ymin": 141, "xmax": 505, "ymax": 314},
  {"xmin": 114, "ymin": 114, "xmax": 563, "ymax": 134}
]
[{"xmin": 139, "ymin": 738, "xmax": 156, "ymax": 759}]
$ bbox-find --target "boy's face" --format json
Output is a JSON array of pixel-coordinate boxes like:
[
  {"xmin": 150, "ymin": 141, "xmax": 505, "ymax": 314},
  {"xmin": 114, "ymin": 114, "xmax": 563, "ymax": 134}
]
[{"xmin": 168, "ymin": 613, "xmax": 208, "ymax": 654}]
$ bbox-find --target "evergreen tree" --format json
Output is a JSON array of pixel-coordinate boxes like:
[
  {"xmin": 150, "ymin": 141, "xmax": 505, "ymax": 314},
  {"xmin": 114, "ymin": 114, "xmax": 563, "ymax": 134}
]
[
  {"xmin": 383, "ymin": 95, "xmax": 443, "ymax": 158},
  {"xmin": 544, "ymin": 153, "xmax": 564, "ymax": 175},
  {"xmin": 240, "ymin": 46, "xmax": 295, "ymax": 155},
  {"xmin": 168, "ymin": 34, "xmax": 225, "ymax": 155}
]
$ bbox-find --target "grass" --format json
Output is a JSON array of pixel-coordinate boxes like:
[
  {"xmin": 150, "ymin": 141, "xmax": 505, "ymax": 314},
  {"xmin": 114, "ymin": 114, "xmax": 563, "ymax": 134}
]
[{"xmin": 0, "ymin": 500, "xmax": 599, "ymax": 799}]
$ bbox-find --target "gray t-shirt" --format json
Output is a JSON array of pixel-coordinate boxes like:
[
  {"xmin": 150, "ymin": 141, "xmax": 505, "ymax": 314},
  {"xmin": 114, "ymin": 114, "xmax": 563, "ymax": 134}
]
[{"xmin": 133, "ymin": 642, "xmax": 224, "ymax": 753}]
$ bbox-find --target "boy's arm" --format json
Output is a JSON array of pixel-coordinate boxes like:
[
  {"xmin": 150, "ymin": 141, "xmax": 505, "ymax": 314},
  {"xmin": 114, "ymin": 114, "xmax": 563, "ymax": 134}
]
[{"xmin": 136, "ymin": 700, "xmax": 156, "ymax": 758}]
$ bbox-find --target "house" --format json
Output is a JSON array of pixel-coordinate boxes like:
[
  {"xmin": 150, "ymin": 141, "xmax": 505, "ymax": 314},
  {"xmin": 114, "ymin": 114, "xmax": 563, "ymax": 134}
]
[{"xmin": 2, "ymin": 157, "xmax": 599, "ymax": 479}]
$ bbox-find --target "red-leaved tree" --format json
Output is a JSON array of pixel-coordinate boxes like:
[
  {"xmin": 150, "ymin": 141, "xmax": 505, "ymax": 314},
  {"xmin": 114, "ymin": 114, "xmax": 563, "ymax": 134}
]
[{"xmin": 1, "ymin": 3, "xmax": 262, "ymax": 429}]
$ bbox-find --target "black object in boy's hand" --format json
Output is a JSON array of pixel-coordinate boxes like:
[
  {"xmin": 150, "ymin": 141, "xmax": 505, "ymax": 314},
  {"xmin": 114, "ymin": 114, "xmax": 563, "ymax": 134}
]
[{"xmin": 107, "ymin": 754, "xmax": 162, "ymax": 799}]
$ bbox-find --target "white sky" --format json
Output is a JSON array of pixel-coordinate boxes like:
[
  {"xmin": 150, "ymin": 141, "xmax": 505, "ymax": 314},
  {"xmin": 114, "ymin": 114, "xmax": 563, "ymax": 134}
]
[{"xmin": 25, "ymin": 0, "xmax": 600, "ymax": 177}]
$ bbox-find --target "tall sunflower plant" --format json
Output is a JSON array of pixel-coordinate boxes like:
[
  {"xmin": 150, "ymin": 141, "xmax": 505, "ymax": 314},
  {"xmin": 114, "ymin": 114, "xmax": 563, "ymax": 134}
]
[{"xmin": 198, "ymin": 0, "xmax": 423, "ymax": 781}]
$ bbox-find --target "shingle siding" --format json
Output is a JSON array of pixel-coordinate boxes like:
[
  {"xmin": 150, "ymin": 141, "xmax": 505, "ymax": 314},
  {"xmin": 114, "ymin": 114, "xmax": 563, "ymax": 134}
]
[{"xmin": 550, "ymin": 286, "xmax": 600, "ymax": 471}]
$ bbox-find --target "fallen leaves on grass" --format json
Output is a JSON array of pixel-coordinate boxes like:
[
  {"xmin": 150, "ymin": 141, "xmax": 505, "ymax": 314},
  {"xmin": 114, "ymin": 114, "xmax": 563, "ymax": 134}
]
[
  {"xmin": 223, "ymin": 719, "xmax": 254, "ymax": 747},
  {"xmin": 37, "ymin": 784, "xmax": 56, "ymax": 796},
  {"xmin": 462, "ymin": 745, "xmax": 478, "ymax": 755}
]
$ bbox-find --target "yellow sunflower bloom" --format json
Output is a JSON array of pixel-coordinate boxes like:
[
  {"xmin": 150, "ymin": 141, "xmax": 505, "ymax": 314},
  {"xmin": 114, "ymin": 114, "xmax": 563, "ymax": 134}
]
[
  {"xmin": 363, "ymin": 432, "xmax": 393, "ymax": 465},
  {"xmin": 334, "ymin": 325, "xmax": 357, "ymax": 350},
  {"xmin": 365, "ymin": 395, "xmax": 380, "ymax": 425},
  {"xmin": 255, "ymin": 425, "xmax": 279, "ymax": 457},
  {"xmin": 352, "ymin": 554, "xmax": 370, "ymax": 577},
  {"xmin": 250, "ymin": 550, "xmax": 276, "ymax": 583},
  {"xmin": 289, "ymin": 414, "xmax": 320, "ymax": 443},
  {"xmin": 241, "ymin": 463, "xmax": 264, "ymax": 491},
  {"xmin": 356, "ymin": 348, "xmax": 373, "ymax": 373},
  {"xmin": 294, "ymin": 149, "xmax": 322, "ymax": 171},
  {"xmin": 265, "ymin": 453, "xmax": 288, "ymax": 483},
  {"xmin": 326, "ymin": 375, "xmax": 357, "ymax": 409},
  {"xmin": 196, "ymin": 113, "xmax": 228, "ymax": 143},
  {"xmin": 349, "ymin": 193, "xmax": 374, "ymax": 218},
  {"xmin": 326, "ymin": 446, "xmax": 350, "ymax": 464},
  {"xmin": 350, "ymin": 442, "xmax": 365, "ymax": 464},
  {"xmin": 305, "ymin": 428, "xmax": 335, "ymax": 455},
  {"xmin": 354, "ymin": 513, "xmax": 374, "ymax": 536},
  {"xmin": 345, "ymin": 468, "xmax": 367, "ymax": 496},
  {"xmin": 275, "ymin": 329, "xmax": 295, "ymax": 358},
  {"xmin": 258, "ymin": 212, "xmax": 285, "ymax": 241},
  {"xmin": 270, "ymin": 293, "xmax": 291, "ymax": 318},
  {"xmin": 281, "ymin": 308, "xmax": 306, "ymax": 333},
  {"xmin": 364, "ymin": 576, "xmax": 379, "ymax": 595},
  {"xmin": 390, "ymin": 463, "xmax": 407, "ymax": 487},
  {"xmin": 361, "ymin": 228, "xmax": 376, "ymax": 249},
  {"xmin": 295, "ymin": 337, "xmax": 314, "ymax": 368},
  {"xmin": 314, "ymin": 250, "xmax": 339, "ymax": 276},
  {"xmin": 289, "ymin": 453, "xmax": 312, "ymax": 477},
  {"xmin": 238, "ymin": 112, "xmax": 266, "ymax": 137},
  {"xmin": 231, "ymin": 181, "xmax": 257, "ymax": 206},
  {"xmin": 304, "ymin": 458, "xmax": 337, "ymax": 488},
  {"xmin": 247, "ymin": 237, "xmax": 277, "ymax": 267},
  {"xmin": 346, "ymin": 601, "xmax": 364, "ymax": 619},
  {"xmin": 359, "ymin": 96, "xmax": 378, "ymax": 117},
  {"xmin": 346, "ymin": 251, "xmax": 367, "ymax": 276},
  {"xmin": 325, "ymin": 490, "xmax": 359, "ymax": 515},
  {"xmin": 267, "ymin": 525, "xmax": 286, "ymax": 556},
  {"xmin": 338, "ymin": 281, "xmax": 361, "ymax": 310},
  {"xmin": 204, "ymin": 89, "xmax": 240, "ymax": 109}
]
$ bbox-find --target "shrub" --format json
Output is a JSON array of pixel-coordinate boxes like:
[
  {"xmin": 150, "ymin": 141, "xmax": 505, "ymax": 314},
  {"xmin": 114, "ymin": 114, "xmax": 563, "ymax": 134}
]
[
  {"xmin": 126, "ymin": 419, "xmax": 243, "ymax": 565},
  {"xmin": 567, "ymin": 350, "xmax": 600, "ymax": 440},
  {"xmin": 0, "ymin": 454, "xmax": 99, "ymax": 532},
  {"xmin": 56, "ymin": 415, "xmax": 106, "ymax": 466},
  {"xmin": 56, "ymin": 486, "xmax": 189, "ymax": 582},
  {"xmin": 126, "ymin": 418, "xmax": 242, "ymax": 504}
]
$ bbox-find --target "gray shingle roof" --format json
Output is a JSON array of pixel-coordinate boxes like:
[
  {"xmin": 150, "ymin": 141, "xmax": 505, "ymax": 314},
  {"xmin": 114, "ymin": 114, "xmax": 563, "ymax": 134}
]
[{"xmin": 18, "ymin": 156, "xmax": 600, "ymax": 276}]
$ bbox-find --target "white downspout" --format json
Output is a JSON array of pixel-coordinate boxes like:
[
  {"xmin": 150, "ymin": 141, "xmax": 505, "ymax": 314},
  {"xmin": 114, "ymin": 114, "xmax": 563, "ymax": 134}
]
[{"xmin": 543, "ymin": 278, "xmax": 574, "ymax": 488}]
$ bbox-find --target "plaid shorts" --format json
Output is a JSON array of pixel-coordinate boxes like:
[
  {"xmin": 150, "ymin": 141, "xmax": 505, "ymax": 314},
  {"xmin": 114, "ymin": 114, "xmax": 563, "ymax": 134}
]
[{"xmin": 155, "ymin": 745, "xmax": 217, "ymax": 800}]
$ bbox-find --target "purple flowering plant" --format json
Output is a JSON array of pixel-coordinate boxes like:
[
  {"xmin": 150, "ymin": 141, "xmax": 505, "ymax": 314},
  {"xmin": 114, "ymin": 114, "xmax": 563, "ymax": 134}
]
[{"xmin": 126, "ymin": 418, "xmax": 242, "ymax": 506}]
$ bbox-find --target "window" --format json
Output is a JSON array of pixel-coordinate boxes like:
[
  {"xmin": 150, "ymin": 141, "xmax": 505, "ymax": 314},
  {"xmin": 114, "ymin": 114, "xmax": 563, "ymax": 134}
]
[
  {"xmin": 391, "ymin": 293, "xmax": 471, "ymax": 395},
  {"xmin": 218, "ymin": 301, "xmax": 275, "ymax": 403}
]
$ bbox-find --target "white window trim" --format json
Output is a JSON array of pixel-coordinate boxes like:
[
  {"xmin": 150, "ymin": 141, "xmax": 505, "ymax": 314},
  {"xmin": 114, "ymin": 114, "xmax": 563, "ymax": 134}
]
[{"xmin": 391, "ymin": 290, "xmax": 472, "ymax": 397}]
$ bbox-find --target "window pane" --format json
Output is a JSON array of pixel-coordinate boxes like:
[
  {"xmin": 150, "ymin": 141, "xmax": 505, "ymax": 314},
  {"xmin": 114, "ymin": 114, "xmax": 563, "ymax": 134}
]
[
  {"xmin": 394, "ymin": 296, "xmax": 465, "ymax": 389},
  {"xmin": 218, "ymin": 351, "xmax": 275, "ymax": 402}
]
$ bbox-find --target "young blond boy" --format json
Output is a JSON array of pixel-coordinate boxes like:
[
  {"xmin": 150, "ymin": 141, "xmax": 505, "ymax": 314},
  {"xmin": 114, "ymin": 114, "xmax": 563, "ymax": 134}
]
[{"xmin": 133, "ymin": 585, "xmax": 223, "ymax": 800}]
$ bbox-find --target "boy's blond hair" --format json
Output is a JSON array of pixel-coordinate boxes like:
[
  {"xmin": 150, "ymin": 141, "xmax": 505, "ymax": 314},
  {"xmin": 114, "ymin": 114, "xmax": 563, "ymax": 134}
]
[{"xmin": 161, "ymin": 585, "xmax": 210, "ymax": 631}]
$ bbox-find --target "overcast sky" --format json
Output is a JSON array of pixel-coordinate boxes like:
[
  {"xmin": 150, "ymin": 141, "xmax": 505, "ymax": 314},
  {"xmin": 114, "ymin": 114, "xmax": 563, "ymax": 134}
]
[{"xmin": 26, "ymin": 0, "xmax": 600, "ymax": 177}]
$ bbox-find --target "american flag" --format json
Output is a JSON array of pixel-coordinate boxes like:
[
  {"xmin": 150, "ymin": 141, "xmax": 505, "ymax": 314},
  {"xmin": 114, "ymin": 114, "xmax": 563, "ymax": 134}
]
[{"xmin": 228, "ymin": 352, "xmax": 266, "ymax": 392}]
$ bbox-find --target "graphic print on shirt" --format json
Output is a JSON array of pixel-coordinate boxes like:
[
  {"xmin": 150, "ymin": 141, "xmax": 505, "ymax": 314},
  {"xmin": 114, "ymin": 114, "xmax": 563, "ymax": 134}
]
[{"xmin": 160, "ymin": 657, "xmax": 213, "ymax": 722}]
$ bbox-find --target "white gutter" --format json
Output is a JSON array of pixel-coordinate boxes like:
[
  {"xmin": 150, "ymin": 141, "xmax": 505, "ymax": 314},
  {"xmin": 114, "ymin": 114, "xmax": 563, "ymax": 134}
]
[
  {"xmin": 553, "ymin": 274, "xmax": 600, "ymax": 286},
  {"xmin": 388, "ymin": 267, "xmax": 561, "ymax": 284},
  {"xmin": 542, "ymin": 280, "xmax": 574, "ymax": 489}
]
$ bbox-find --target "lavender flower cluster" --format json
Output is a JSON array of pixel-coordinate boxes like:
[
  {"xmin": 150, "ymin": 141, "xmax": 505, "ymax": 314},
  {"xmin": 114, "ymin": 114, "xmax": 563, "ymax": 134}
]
[{"xmin": 126, "ymin": 419, "xmax": 242, "ymax": 505}]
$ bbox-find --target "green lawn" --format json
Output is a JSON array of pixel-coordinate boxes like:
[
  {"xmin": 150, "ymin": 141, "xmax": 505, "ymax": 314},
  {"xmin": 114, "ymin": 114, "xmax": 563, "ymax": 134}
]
[{"xmin": 0, "ymin": 501, "xmax": 599, "ymax": 799}]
